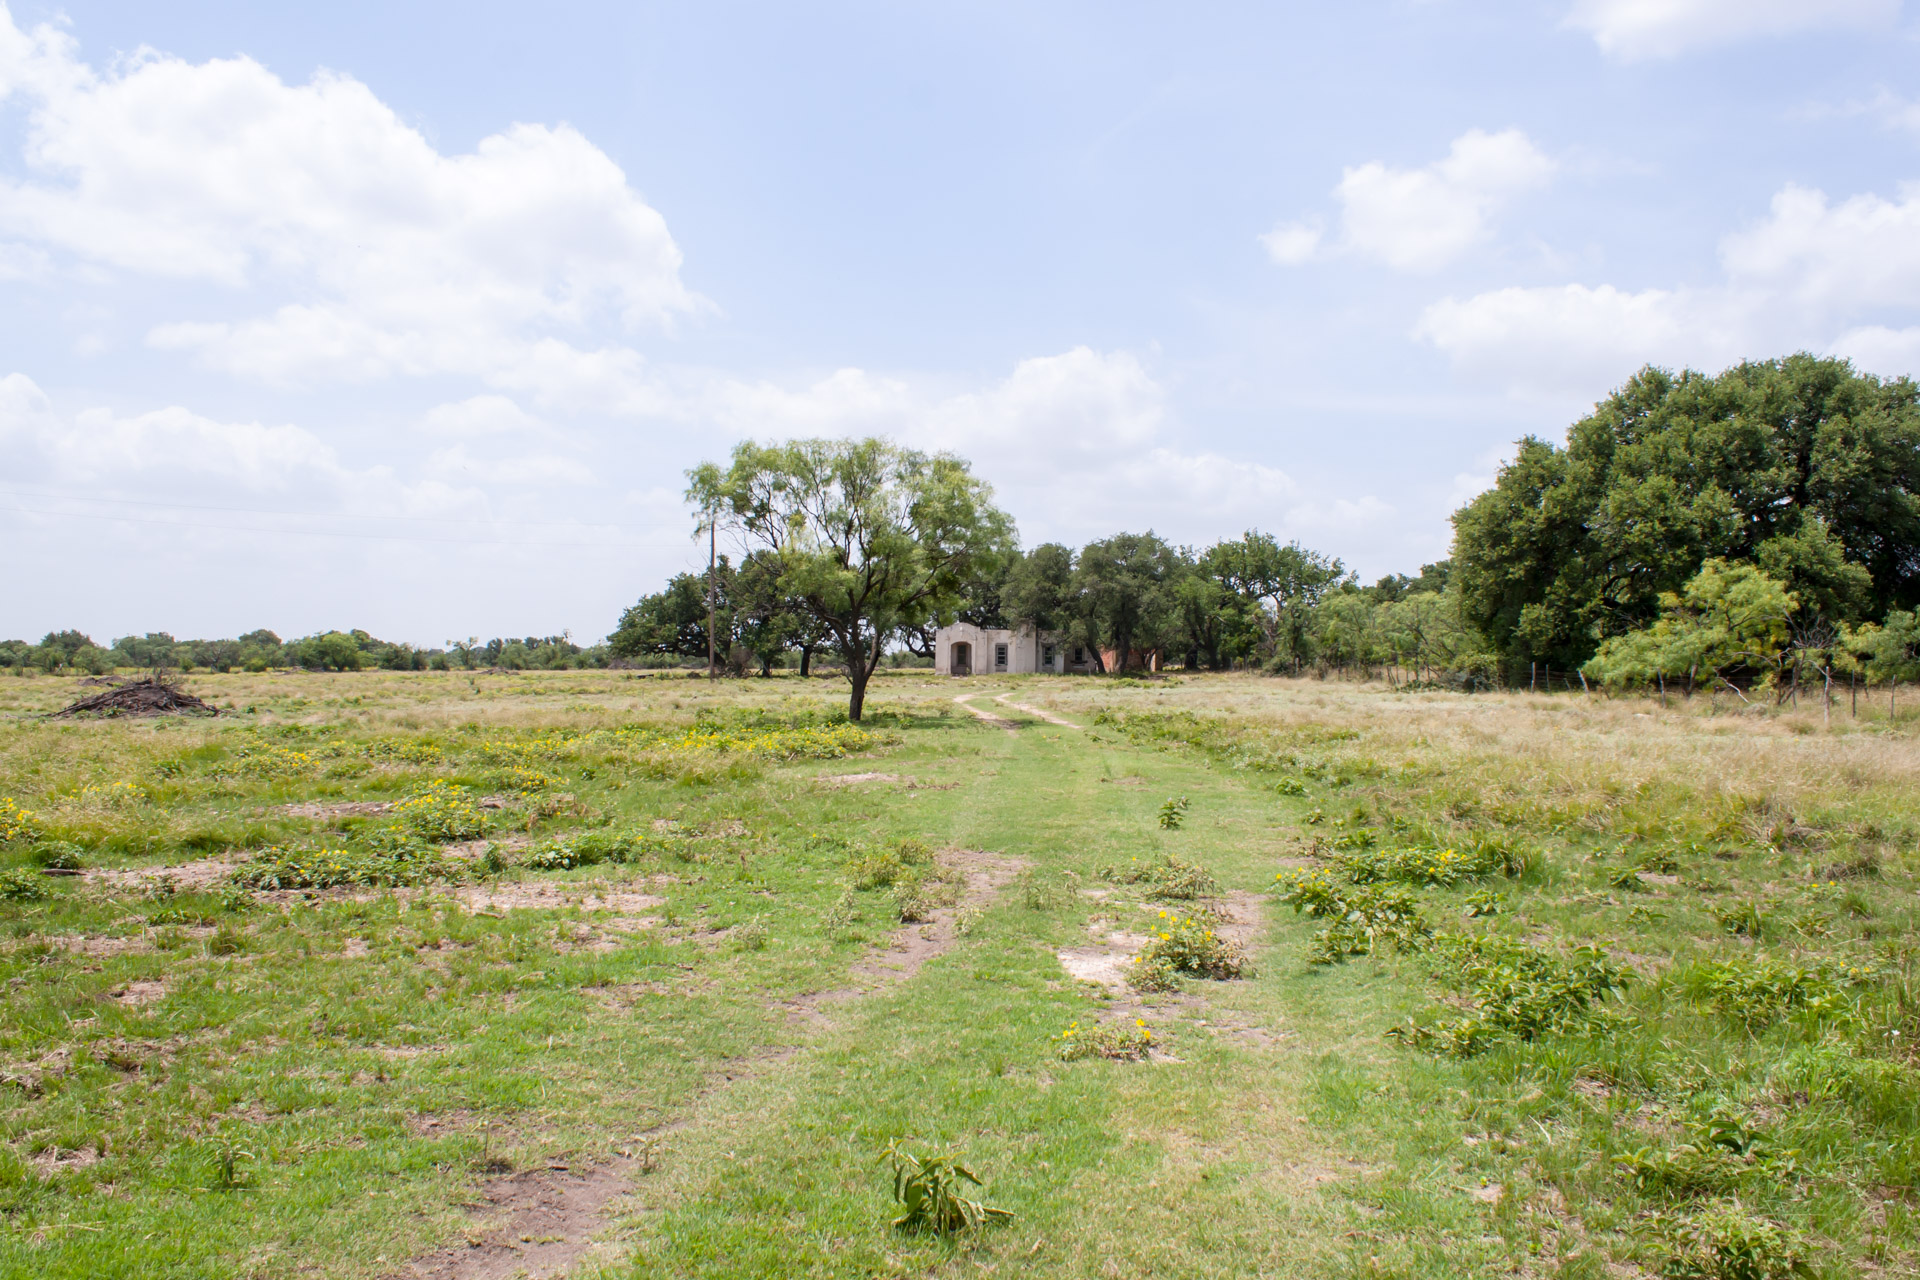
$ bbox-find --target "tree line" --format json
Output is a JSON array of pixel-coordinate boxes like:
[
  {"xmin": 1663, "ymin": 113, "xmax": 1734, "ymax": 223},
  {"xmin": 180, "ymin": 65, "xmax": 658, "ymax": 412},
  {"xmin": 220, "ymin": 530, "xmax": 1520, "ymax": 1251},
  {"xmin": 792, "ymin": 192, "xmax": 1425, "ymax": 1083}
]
[
  {"xmin": 0, "ymin": 630, "xmax": 617, "ymax": 675},
  {"xmin": 614, "ymin": 355, "xmax": 1920, "ymax": 718}
]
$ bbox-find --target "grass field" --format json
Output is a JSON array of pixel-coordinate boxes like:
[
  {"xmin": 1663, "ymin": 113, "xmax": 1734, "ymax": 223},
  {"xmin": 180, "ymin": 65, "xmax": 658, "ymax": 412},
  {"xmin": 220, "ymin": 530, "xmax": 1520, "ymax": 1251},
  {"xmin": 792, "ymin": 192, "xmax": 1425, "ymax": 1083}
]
[{"xmin": 1, "ymin": 668, "xmax": 1916, "ymax": 1279}]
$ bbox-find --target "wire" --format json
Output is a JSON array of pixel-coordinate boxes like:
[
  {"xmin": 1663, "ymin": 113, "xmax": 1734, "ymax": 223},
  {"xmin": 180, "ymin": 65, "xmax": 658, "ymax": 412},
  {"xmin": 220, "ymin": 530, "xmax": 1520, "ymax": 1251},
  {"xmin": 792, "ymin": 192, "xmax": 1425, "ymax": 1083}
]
[
  {"xmin": 0, "ymin": 485, "xmax": 687, "ymax": 531},
  {"xmin": 0, "ymin": 503, "xmax": 698, "ymax": 551}
]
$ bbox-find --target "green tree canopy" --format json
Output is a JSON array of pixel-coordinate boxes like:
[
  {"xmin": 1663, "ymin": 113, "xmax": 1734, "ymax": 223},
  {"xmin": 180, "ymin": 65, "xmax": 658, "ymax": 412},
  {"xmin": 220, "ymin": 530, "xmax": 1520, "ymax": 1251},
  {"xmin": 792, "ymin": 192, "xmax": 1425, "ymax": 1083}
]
[
  {"xmin": 687, "ymin": 437, "xmax": 1015, "ymax": 720},
  {"xmin": 1454, "ymin": 355, "xmax": 1920, "ymax": 670},
  {"xmin": 609, "ymin": 566, "xmax": 732, "ymax": 662}
]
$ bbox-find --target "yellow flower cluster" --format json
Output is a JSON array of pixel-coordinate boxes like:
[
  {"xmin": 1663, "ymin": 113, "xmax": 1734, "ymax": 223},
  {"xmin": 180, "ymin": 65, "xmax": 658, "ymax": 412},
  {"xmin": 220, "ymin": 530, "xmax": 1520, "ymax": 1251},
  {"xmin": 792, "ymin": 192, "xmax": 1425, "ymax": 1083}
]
[
  {"xmin": 389, "ymin": 779, "xmax": 490, "ymax": 842},
  {"xmin": 64, "ymin": 780, "xmax": 148, "ymax": 809},
  {"xmin": 213, "ymin": 744, "xmax": 320, "ymax": 779},
  {"xmin": 0, "ymin": 797, "xmax": 39, "ymax": 843},
  {"xmin": 647, "ymin": 723, "xmax": 884, "ymax": 761}
]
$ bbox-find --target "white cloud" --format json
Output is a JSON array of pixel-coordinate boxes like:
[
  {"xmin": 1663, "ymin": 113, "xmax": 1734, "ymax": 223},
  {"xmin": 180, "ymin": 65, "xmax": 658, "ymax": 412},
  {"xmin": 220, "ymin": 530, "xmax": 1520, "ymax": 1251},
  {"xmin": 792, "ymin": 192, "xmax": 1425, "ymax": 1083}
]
[
  {"xmin": 419, "ymin": 395, "xmax": 548, "ymax": 437},
  {"xmin": 1266, "ymin": 129, "xmax": 1554, "ymax": 272},
  {"xmin": 1720, "ymin": 183, "xmax": 1920, "ymax": 308},
  {"xmin": 1565, "ymin": 0, "xmax": 1898, "ymax": 60},
  {"xmin": 425, "ymin": 445, "xmax": 595, "ymax": 487},
  {"xmin": 0, "ymin": 6, "xmax": 699, "ymax": 385},
  {"xmin": 1259, "ymin": 219, "xmax": 1322, "ymax": 265},
  {"xmin": 1416, "ymin": 175, "xmax": 1920, "ymax": 393}
]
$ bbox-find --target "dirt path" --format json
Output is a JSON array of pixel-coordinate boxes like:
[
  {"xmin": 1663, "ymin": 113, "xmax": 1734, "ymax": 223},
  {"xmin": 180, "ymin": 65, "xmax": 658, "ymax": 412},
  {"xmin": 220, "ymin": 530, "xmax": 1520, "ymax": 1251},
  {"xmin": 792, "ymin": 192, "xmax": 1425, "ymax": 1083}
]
[
  {"xmin": 953, "ymin": 693, "xmax": 1019, "ymax": 732},
  {"xmin": 991, "ymin": 692, "xmax": 1080, "ymax": 729},
  {"xmin": 398, "ymin": 848, "xmax": 1024, "ymax": 1280}
]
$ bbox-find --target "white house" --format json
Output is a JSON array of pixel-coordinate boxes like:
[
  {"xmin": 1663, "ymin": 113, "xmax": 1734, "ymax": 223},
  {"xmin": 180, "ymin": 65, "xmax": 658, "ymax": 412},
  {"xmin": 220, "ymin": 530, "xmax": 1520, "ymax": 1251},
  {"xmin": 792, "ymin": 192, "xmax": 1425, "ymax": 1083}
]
[{"xmin": 933, "ymin": 623, "xmax": 1101, "ymax": 675}]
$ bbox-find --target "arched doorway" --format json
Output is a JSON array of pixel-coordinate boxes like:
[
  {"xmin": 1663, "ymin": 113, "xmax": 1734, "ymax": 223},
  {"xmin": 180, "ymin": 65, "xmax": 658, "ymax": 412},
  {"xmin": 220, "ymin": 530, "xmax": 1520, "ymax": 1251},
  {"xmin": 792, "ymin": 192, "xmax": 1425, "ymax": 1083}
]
[{"xmin": 950, "ymin": 641, "xmax": 971, "ymax": 676}]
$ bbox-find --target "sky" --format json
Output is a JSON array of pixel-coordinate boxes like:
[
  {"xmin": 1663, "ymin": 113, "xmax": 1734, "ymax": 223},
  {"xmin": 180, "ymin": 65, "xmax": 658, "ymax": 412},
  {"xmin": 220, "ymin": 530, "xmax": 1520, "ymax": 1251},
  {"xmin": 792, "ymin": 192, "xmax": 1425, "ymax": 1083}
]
[{"xmin": 5, "ymin": 0, "xmax": 1920, "ymax": 645}]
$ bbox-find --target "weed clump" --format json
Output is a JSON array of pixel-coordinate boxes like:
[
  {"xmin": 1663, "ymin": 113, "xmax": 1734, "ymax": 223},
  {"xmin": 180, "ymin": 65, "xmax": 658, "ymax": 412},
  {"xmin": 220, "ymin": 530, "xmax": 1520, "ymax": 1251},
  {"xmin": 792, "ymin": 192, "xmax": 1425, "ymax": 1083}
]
[
  {"xmin": 1387, "ymin": 934, "xmax": 1631, "ymax": 1057},
  {"xmin": 1101, "ymin": 852, "xmax": 1220, "ymax": 900},
  {"xmin": 1657, "ymin": 1200, "xmax": 1813, "ymax": 1279},
  {"xmin": 1055, "ymin": 1017, "xmax": 1153, "ymax": 1061},
  {"xmin": 847, "ymin": 838, "xmax": 933, "ymax": 890},
  {"xmin": 1690, "ymin": 955, "xmax": 1873, "ymax": 1030},
  {"xmin": 520, "ymin": 829, "xmax": 655, "ymax": 870},
  {"xmin": 0, "ymin": 868, "xmax": 50, "ymax": 901},
  {"xmin": 1275, "ymin": 869, "xmax": 1430, "ymax": 963},
  {"xmin": 1129, "ymin": 909, "xmax": 1249, "ymax": 989},
  {"xmin": 232, "ymin": 838, "xmax": 460, "ymax": 890},
  {"xmin": 390, "ymin": 781, "xmax": 489, "ymax": 842},
  {"xmin": 1157, "ymin": 796, "xmax": 1189, "ymax": 830}
]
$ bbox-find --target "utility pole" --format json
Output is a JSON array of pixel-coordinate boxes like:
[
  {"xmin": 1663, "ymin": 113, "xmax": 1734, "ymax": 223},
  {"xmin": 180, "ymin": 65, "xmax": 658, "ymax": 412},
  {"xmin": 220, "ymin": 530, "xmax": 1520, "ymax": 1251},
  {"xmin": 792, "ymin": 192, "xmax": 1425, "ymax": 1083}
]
[{"xmin": 706, "ymin": 514, "xmax": 717, "ymax": 679}]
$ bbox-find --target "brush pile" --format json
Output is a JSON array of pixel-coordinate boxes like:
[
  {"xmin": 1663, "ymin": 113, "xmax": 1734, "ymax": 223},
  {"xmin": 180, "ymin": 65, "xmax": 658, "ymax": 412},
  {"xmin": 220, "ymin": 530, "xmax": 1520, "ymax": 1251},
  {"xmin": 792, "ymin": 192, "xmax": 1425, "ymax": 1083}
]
[{"xmin": 53, "ymin": 674, "xmax": 216, "ymax": 718}]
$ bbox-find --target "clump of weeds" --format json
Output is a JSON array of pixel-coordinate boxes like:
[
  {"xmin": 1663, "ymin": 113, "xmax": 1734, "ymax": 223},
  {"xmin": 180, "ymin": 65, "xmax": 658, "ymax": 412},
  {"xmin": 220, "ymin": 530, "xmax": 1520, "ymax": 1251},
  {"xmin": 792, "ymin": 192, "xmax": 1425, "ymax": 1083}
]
[{"xmin": 880, "ymin": 1140, "xmax": 1012, "ymax": 1234}]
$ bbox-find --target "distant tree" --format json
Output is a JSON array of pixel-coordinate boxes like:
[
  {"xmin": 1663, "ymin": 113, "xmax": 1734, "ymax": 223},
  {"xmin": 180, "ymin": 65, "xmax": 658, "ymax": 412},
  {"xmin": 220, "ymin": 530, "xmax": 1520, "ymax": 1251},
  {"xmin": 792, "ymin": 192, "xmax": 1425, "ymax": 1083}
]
[
  {"xmin": 688, "ymin": 438, "xmax": 1015, "ymax": 720},
  {"xmin": 610, "ymin": 567, "xmax": 733, "ymax": 662},
  {"xmin": 288, "ymin": 632, "xmax": 364, "ymax": 672},
  {"xmin": 1001, "ymin": 543, "xmax": 1076, "ymax": 632},
  {"xmin": 1207, "ymin": 532, "xmax": 1347, "ymax": 671},
  {"xmin": 1453, "ymin": 355, "xmax": 1920, "ymax": 671},
  {"xmin": 1072, "ymin": 532, "xmax": 1181, "ymax": 672}
]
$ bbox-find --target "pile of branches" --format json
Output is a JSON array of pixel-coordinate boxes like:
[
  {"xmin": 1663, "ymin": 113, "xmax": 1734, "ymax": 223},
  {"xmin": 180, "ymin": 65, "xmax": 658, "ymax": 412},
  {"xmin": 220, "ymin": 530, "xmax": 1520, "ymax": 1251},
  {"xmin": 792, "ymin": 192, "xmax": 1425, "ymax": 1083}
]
[{"xmin": 53, "ymin": 673, "xmax": 216, "ymax": 718}]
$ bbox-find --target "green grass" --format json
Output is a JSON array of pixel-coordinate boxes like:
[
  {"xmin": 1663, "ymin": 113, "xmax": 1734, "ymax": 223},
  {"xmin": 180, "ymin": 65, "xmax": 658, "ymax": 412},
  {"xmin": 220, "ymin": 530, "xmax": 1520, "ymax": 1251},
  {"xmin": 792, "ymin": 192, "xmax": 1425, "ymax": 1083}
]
[{"xmin": 0, "ymin": 667, "xmax": 1913, "ymax": 1277}]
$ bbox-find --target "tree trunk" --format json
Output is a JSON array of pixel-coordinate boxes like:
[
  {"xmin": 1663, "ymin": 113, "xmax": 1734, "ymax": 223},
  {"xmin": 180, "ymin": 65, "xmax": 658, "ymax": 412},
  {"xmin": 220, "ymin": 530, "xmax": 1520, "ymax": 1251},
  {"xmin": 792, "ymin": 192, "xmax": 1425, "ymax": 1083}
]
[{"xmin": 799, "ymin": 645, "xmax": 813, "ymax": 678}]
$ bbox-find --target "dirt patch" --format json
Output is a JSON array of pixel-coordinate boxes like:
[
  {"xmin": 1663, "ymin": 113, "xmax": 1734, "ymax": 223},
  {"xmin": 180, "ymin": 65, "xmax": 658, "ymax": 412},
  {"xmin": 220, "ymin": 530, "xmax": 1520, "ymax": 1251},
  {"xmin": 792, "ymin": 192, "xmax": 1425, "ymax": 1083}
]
[
  {"xmin": 88, "ymin": 858, "xmax": 242, "ymax": 893},
  {"xmin": 1100, "ymin": 776, "xmax": 1147, "ymax": 787},
  {"xmin": 401, "ymin": 1160, "xmax": 634, "ymax": 1280},
  {"xmin": 48, "ymin": 933, "xmax": 151, "ymax": 958},
  {"xmin": 31, "ymin": 1146, "xmax": 100, "ymax": 1177},
  {"xmin": 815, "ymin": 772, "xmax": 906, "ymax": 786},
  {"xmin": 992, "ymin": 694, "xmax": 1081, "ymax": 729},
  {"xmin": 283, "ymin": 800, "xmax": 394, "ymax": 819},
  {"xmin": 108, "ymin": 980, "xmax": 168, "ymax": 1007},
  {"xmin": 455, "ymin": 883, "xmax": 664, "ymax": 915}
]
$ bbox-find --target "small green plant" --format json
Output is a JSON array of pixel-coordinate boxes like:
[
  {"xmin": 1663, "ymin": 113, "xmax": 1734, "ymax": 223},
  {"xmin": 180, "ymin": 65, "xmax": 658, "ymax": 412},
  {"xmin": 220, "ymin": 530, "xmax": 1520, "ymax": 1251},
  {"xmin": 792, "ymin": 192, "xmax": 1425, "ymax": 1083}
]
[
  {"xmin": 1275, "ymin": 869, "xmax": 1430, "ymax": 963},
  {"xmin": 0, "ymin": 868, "xmax": 49, "ymax": 901},
  {"xmin": 822, "ymin": 887, "xmax": 858, "ymax": 936},
  {"xmin": 1158, "ymin": 796, "xmax": 1190, "ymax": 830},
  {"xmin": 953, "ymin": 905, "xmax": 982, "ymax": 936},
  {"xmin": 893, "ymin": 882, "xmax": 936, "ymax": 923},
  {"xmin": 1692, "ymin": 955, "xmax": 1871, "ymax": 1030},
  {"xmin": 1608, "ymin": 866, "xmax": 1647, "ymax": 892},
  {"xmin": 1055, "ymin": 1017, "xmax": 1153, "ymax": 1061},
  {"xmin": 1389, "ymin": 934, "xmax": 1631, "ymax": 1056},
  {"xmin": 212, "ymin": 1138, "xmax": 254, "ymax": 1190},
  {"xmin": 1658, "ymin": 1200, "xmax": 1813, "ymax": 1279},
  {"xmin": 1015, "ymin": 867, "xmax": 1060, "ymax": 910},
  {"xmin": 232, "ymin": 841, "xmax": 460, "ymax": 890},
  {"xmin": 1711, "ymin": 900, "xmax": 1766, "ymax": 938},
  {"xmin": 847, "ymin": 838, "xmax": 932, "ymax": 890},
  {"xmin": 880, "ymin": 1140, "xmax": 1012, "ymax": 1234},
  {"xmin": 731, "ymin": 916, "xmax": 769, "ymax": 951},
  {"xmin": 1463, "ymin": 889, "xmax": 1502, "ymax": 917},
  {"xmin": 1274, "ymin": 777, "xmax": 1307, "ymax": 796}
]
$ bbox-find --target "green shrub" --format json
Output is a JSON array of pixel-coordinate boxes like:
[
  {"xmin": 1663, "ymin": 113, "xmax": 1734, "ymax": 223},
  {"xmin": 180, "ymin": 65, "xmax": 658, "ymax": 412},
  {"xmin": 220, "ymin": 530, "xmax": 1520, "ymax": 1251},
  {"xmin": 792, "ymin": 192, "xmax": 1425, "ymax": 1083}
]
[
  {"xmin": 848, "ymin": 838, "xmax": 932, "ymax": 890},
  {"xmin": 521, "ymin": 828, "xmax": 652, "ymax": 871},
  {"xmin": 1157, "ymin": 796, "xmax": 1189, "ymax": 830},
  {"xmin": 0, "ymin": 868, "xmax": 49, "ymax": 901},
  {"xmin": 0, "ymin": 797, "xmax": 40, "ymax": 844},
  {"xmin": 731, "ymin": 916, "xmax": 769, "ymax": 951},
  {"xmin": 1276, "ymin": 869, "xmax": 1431, "ymax": 963}
]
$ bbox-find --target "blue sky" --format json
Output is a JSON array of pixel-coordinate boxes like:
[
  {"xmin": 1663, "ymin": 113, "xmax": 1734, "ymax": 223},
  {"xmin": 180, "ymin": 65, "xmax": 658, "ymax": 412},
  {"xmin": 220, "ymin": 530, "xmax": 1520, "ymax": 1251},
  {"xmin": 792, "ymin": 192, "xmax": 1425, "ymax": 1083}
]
[{"xmin": 4, "ymin": 0, "xmax": 1920, "ymax": 644}]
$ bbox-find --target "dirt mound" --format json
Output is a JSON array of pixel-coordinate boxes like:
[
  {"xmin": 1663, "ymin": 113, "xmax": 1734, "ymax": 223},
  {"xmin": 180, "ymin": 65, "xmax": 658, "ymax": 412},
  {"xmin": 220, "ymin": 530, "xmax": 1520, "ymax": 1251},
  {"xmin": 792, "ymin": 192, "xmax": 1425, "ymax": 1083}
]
[{"xmin": 52, "ymin": 676, "xmax": 216, "ymax": 719}]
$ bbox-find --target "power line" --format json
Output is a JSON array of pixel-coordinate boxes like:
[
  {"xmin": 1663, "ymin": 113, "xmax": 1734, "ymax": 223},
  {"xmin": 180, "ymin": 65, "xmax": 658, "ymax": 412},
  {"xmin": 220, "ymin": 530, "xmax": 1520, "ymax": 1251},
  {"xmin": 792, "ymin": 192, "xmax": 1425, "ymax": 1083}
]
[{"xmin": 0, "ymin": 503, "xmax": 699, "ymax": 551}]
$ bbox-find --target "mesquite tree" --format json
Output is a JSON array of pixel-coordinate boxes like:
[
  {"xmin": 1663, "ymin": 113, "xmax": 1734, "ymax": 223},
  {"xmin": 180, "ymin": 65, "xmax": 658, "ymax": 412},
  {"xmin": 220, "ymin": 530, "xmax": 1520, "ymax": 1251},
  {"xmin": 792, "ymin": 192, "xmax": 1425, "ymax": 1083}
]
[{"xmin": 686, "ymin": 438, "xmax": 1015, "ymax": 721}]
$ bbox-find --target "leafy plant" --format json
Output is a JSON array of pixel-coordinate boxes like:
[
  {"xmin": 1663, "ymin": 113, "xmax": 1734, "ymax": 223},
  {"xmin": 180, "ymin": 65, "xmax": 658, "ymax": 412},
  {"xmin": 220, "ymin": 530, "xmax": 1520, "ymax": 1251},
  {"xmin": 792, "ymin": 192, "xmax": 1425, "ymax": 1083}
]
[
  {"xmin": 1389, "ymin": 934, "xmax": 1631, "ymax": 1056},
  {"xmin": 232, "ymin": 841, "xmax": 460, "ymax": 890},
  {"xmin": 731, "ymin": 916, "xmax": 769, "ymax": 951},
  {"xmin": 1463, "ymin": 889, "xmax": 1502, "ymax": 917},
  {"xmin": 1131, "ymin": 909, "xmax": 1250, "ymax": 983},
  {"xmin": 880, "ymin": 1140, "xmax": 1012, "ymax": 1233},
  {"xmin": 1275, "ymin": 869, "xmax": 1430, "ymax": 963},
  {"xmin": 0, "ymin": 868, "xmax": 49, "ymax": 902},
  {"xmin": 1157, "ymin": 796, "xmax": 1189, "ymax": 830},
  {"xmin": 388, "ymin": 780, "xmax": 489, "ymax": 843},
  {"xmin": 822, "ymin": 887, "xmax": 858, "ymax": 936},
  {"xmin": 27, "ymin": 840, "xmax": 83, "ymax": 871},
  {"xmin": 1659, "ymin": 1200, "xmax": 1813, "ymax": 1279},
  {"xmin": 1710, "ymin": 901, "xmax": 1766, "ymax": 938},
  {"xmin": 1056, "ymin": 1017, "xmax": 1154, "ymax": 1061},
  {"xmin": 0, "ymin": 797, "xmax": 40, "ymax": 844},
  {"xmin": 1692, "ymin": 955, "xmax": 1871, "ymax": 1030},
  {"xmin": 1102, "ymin": 853, "xmax": 1219, "ymax": 900}
]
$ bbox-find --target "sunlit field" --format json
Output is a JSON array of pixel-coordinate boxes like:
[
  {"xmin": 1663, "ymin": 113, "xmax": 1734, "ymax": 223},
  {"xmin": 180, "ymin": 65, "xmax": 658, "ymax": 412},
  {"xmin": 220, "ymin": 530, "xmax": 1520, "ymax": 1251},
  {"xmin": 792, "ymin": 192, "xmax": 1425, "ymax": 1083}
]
[{"xmin": 1, "ymin": 668, "xmax": 1915, "ymax": 1279}]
